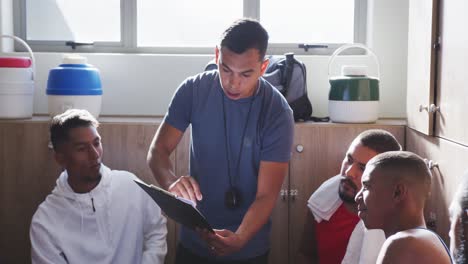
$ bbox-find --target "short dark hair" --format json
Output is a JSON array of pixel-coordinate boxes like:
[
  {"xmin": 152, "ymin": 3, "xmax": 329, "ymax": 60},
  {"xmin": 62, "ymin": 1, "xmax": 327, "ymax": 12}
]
[
  {"xmin": 50, "ymin": 109, "xmax": 99, "ymax": 151},
  {"xmin": 220, "ymin": 18, "xmax": 269, "ymax": 60},
  {"xmin": 355, "ymin": 129, "xmax": 402, "ymax": 154},
  {"xmin": 368, "ymin": 151, "xmax": 432, "ymax": 199}
]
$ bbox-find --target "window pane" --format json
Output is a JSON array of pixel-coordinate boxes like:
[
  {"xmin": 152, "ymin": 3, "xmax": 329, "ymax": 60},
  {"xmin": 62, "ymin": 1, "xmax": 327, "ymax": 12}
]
[
  {"xmin": 261, "ymin": 0, "xmax": 354, "ymax": 44},
  {"xmin": 137, "ymin": 0, "xmax": 243, "ymax": 47},
  {"xmin": 26, "ymin": 0, "xmax": 120, "ymax": 42}
]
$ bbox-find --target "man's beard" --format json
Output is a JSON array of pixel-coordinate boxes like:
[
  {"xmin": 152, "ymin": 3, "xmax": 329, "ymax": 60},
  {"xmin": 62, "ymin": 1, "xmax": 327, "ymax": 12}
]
[
  {"xmin": 83, "ymin": 169, "xmax": 102, "ymax": 184},
  {"xmin": 84, "ymin": 173, "xmax": 102, "ymax": 183},
  {"xmin": 338, "ymin": 178, "xmax": 358, "ymax": 204}
]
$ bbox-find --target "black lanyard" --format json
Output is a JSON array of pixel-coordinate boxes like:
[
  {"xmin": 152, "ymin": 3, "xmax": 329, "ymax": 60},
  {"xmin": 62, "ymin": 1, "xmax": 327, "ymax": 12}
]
[{"xmin": 222, "ymin": 94, "xmax": 255, "ymax": 209}]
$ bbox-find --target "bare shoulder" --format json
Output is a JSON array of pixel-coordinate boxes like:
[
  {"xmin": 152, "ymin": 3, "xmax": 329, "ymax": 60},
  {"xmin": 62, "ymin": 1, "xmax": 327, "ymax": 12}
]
[{"xmin": 377, "ymin": 229, "xmax": 451, "ymax": 264}]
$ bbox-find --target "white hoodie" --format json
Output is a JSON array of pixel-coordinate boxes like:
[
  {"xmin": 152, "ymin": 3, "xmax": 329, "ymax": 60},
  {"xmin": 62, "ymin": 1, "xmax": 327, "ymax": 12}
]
[{"xmin": 30, "ymin": 165, "xmax": 167, "ymax": 264}]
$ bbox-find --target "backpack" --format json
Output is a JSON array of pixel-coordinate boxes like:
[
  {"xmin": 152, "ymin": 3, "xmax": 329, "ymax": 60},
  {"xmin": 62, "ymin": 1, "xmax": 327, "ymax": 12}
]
[{"xmin": 205, "ymin": 53, "xmax": 328, "ymax": 122}]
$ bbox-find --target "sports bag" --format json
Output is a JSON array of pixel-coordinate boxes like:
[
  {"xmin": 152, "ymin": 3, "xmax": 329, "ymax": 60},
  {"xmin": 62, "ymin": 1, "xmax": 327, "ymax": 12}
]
[{"xmin": 263, "ymin": 53, "xmax": 312, "ymax": 121}]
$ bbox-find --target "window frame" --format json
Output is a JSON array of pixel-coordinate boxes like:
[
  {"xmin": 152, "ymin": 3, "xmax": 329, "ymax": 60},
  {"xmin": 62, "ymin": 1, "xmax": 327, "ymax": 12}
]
[{"xmin": 13, "ymin": 0, "xmax": 367, "ymax": 55}]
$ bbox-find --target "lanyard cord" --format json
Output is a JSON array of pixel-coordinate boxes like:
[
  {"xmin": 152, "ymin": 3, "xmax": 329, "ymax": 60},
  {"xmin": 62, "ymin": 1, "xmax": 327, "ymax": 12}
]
[{"xmin": 222, "ymin": 95, "xmax": 255, "ymax": 188}]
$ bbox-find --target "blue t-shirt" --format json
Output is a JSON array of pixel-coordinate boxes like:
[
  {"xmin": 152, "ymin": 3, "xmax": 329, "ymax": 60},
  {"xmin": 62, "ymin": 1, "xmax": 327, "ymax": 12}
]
[{"xmin": 164, "ymin": 70, "xmax": 294, "ymax": 260}]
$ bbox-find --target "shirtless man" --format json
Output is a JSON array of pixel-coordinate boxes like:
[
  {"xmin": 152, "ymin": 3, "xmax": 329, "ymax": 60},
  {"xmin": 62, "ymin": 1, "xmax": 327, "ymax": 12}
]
[{"xmin": 355, "ymin": 151, "xmax": 453, "ymax": 264}]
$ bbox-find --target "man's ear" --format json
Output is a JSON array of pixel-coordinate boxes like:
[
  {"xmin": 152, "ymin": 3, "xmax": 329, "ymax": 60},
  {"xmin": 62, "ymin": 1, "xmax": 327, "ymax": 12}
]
[
  {"xmin": 260, "ymin": 58, "xmax": 269, "ymax": 75},
  {"xmin": 393, "ymin": 182, "xmax": 408, "ymax": 203},
  {"xmin": 54, "ymin": 151, "xmax": 66, "ymax": 168},
  {"xmin": 215, "ymin": 46, "xmax": 220, "ymax": 64}
]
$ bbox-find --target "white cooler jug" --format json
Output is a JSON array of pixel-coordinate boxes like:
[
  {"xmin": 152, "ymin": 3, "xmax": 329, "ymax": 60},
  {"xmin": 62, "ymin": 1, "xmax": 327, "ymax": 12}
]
[{"xmin": 0, "ymin": 35, "xmax": 35, "ymax": 119}]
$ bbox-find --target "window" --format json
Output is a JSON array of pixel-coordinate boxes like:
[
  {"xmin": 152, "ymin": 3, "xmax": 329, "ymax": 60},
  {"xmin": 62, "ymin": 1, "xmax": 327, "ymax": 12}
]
[
  {"xmin": 25, "ymin": 0, "xmax": 120, "ymax": 42},
  {"xmin": 262, "ymin": 1, "xmax": 355, "ymax": 44},
  {"xmin": 13, "ymin": 0, "xmax": 366, "ymax": 54},
  {"xmin": 137, "ymin": 0, "xmax": 243, "ymax": 47}
]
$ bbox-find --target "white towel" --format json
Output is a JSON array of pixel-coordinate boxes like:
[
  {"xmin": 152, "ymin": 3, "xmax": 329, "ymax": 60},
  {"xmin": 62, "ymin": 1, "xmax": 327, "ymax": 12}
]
[
  {"xmin": 307, "ymin": 175, "xmax": 343, "ymax": 223},
  {"xmin": 342, "ymin": 220, "xmax": 386, "ymax": 264}
]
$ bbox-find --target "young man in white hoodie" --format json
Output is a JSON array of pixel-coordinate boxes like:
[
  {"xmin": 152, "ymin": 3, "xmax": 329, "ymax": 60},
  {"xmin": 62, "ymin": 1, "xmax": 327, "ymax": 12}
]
[{"xmin": 30, "ymin": 109, "xmax": 167, "ymax": 264}]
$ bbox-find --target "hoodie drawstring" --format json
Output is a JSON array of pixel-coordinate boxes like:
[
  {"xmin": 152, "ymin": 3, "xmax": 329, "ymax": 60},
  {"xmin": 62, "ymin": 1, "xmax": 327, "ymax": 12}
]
[
  {"xmin": 88, "ymin": 192, "xmax": 96, "ymax": 212},
  {"xmin": 91, "ymin": 197, "xmax": 96, "ymax": 212}
]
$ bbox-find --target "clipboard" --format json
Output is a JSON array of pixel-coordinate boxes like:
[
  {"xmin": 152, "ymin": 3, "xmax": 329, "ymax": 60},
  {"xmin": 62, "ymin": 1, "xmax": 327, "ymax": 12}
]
[{"xmin": 134, "ymin": 179, "xmax": 214, "ymax": 233}]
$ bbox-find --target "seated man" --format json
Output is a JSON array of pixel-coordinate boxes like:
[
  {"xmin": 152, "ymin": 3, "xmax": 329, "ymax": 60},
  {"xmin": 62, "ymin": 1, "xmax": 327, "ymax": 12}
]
[
  {"xmin": 449, "ymin": 171, "xmax": 468, "ymax": 263},
  {"xmin": 30, "ymin": 109, "xmax": 167, "ymax": 264},
  {"xmin": 298, "ymin": 129, "xmax": 401, "ymax": 264},
  {"xmin": 355, "ymin": 151, "xmax": 452, "ymax": 264}
]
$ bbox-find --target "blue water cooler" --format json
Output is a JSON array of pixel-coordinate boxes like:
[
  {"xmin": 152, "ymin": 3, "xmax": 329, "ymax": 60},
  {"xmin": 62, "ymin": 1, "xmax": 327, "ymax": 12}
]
[{"xmin": 47, "ymin": 55, "xmax": 103, "ymax": 118}]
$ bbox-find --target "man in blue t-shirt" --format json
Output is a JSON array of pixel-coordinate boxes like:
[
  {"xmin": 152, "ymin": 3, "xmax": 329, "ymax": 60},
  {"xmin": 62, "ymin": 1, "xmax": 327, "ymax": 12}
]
[{"xmin": 147, "ymin": 18, "xmax": 294, "ymax": 263}]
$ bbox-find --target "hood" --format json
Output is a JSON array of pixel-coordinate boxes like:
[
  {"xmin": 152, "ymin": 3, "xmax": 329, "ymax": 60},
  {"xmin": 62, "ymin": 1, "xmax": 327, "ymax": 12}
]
[{"xmin": 50, "ymin": 164, "xmax": 113, "ymax": 238}]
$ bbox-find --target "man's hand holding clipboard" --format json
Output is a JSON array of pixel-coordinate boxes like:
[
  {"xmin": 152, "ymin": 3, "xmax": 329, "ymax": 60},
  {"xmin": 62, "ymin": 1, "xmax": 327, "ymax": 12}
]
[{"xmin": 134, "ymin": 179, "xmax": 214, "ymax": 233}]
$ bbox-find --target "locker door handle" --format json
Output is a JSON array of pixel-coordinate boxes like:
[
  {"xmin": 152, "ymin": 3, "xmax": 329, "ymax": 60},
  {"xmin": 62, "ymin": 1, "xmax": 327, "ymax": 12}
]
[{"xmin": 296, "ymin": 144, "xmax": 304, "ymax": 153}]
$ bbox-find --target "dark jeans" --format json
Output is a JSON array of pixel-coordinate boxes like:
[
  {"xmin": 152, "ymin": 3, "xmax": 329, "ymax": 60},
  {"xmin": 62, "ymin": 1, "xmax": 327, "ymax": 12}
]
[{"xmin": 175, "ymin": 244, "xmax": 269, "ymax": 264}]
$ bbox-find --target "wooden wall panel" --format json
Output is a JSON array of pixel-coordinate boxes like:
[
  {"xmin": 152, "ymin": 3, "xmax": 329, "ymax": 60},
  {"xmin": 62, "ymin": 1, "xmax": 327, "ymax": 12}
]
[
  {"xmin": 0, "ymin": 122, "xmax": 61, "ymax": 264},
  {"xmin": 99, "ymin": 123, "xmax": 159, "ymax": 184},
  {"xmin": 406, "ymin": 127, "xmax": 468, "ymax": 243}
]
